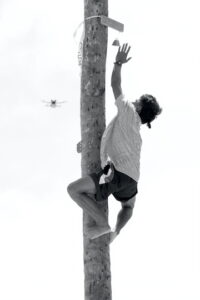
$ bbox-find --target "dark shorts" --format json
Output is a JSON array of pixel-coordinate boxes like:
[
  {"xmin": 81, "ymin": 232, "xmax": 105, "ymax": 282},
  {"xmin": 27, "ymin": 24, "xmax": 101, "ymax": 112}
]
[{"xmin": 89, "ymin": 165, "xmax": 138, "ymax": 203}]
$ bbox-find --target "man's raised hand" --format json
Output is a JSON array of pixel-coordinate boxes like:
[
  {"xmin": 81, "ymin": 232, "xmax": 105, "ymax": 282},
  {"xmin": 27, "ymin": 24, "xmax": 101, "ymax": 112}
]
[{"xmin": 115, "ymin": 43, "xmax": 132, "ymax": 64}]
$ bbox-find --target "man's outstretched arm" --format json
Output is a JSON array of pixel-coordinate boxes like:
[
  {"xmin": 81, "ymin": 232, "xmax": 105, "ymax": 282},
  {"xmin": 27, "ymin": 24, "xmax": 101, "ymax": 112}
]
[
  {"xmin": 111, "ymin": 43, "xmax": 131, "ymax": 100},
  {"xmin": 111, "ymin": 62, "xmax": 122, "ymax": 99}
]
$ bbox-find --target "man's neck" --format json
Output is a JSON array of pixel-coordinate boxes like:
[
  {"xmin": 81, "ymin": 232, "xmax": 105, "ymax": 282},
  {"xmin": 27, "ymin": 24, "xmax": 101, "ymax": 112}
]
[{"xmin": 133, "ymin": 101, "xmax": 141, "ymax": 114}]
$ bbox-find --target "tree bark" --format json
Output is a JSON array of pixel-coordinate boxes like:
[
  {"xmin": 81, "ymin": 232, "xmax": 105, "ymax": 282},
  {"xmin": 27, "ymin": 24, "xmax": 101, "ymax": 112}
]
[{"xmin": 80, "ymin": 1, "xmax": 111, "ymax": 299}]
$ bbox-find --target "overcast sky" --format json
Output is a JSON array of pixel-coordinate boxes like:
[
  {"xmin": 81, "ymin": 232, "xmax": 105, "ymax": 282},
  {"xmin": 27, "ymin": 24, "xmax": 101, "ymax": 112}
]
[{"xmin": 0, "ymin": 0, "xmax": 200, "ymax": 299}]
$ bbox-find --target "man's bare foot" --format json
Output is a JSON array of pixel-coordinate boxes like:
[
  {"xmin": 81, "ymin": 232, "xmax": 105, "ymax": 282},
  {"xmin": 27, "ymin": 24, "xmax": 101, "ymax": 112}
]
[{"xmin": 86, "ymin": 224, "xmax": 111, "ymax": 240}]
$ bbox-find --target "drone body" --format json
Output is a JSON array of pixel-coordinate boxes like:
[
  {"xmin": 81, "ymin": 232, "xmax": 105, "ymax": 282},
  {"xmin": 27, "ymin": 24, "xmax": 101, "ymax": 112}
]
[{"xmin": 42, "ymin": 99, "xmax": 67, "ymax": 108}]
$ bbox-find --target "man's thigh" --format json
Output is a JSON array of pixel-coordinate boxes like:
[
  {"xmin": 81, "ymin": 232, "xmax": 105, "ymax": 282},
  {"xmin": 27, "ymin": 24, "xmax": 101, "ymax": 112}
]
[{"xmin": 68, "ymin": 176, "xmax": 96, "ymax": 195}]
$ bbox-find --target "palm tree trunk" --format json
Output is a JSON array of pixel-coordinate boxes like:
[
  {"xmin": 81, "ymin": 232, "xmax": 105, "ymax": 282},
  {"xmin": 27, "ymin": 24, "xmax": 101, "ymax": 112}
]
[{"xmin": 80, "ymin": 1, "xmax": 112, "ymax": 299}]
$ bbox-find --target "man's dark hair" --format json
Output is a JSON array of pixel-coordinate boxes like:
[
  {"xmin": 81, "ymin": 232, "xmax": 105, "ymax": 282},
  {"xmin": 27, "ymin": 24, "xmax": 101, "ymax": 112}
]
[{"xmin": 138, "ymin": 94, "xmax": 162, "ymax": 128}]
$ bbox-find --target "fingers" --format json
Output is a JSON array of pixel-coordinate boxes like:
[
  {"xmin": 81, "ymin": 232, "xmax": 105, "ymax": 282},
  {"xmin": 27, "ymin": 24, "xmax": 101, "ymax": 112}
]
[
  {"xmin": 121, "ymin": 43, "xmax": 126, "ymax": 52},
  {"xmin": 121, "ymin": 43, "xmax": 131, "ymax": 54},
  {"xmin": 126, "ymin": 45, "xmax": 131, "ymax": 55},
  {"xmin": 116, "ymin": 43, "xmax": 132, "ymax": 64}
]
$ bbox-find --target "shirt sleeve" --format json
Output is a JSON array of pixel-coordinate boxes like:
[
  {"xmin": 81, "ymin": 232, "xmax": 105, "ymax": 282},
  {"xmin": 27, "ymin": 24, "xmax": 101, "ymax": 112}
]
[
  {"xmin": 115, "ymin": 94, "xmax": 128, "ymax": 111},
  {"xmin": 115, "ymin": 94, "xmax": 136, "ymax": 115},
  {"xmin": 115, "ymin": 94, "xmax": 141, "ymax": 128}
]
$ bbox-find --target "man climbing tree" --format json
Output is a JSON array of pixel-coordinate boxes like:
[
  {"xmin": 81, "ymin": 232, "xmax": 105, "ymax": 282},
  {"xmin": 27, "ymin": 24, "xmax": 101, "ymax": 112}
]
[{"xmin": 67, "ymin": 43, "xmax": 162, "ymax": 242}]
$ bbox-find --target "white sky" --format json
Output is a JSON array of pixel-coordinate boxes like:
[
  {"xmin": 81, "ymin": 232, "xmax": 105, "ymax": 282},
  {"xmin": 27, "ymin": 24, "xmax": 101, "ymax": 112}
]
[{"xmin": 0, "ymin": 0, "xmax": 200, "ymax": 299}]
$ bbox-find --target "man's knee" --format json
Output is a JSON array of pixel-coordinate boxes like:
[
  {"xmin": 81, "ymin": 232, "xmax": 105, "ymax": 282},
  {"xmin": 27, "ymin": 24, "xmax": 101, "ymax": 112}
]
[{"xmin": 67, "ymin": 181, "xmax": 78, "ymax": 197}]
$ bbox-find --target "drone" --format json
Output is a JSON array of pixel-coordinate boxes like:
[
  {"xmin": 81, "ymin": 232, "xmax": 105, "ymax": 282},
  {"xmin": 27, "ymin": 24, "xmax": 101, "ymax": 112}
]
[{"xmin": 42, "ymin": 99, "xmax": 67, "ymax": 108}]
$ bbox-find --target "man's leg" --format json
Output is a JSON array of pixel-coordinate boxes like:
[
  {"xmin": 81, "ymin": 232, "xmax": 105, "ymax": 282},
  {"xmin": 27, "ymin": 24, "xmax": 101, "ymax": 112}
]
[{"xmin": 67, "ymin": 176, "xmax": 111, "ymax": 239}]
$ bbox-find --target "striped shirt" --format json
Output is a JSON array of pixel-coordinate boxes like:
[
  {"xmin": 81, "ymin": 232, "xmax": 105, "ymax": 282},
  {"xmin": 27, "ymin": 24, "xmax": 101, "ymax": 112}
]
[{"xmin": 100, "ymin": 94, "xmax": 142, "ymax": 182}]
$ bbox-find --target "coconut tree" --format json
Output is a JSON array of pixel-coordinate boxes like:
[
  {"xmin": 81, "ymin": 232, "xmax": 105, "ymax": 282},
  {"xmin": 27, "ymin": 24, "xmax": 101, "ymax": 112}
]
[{"xmin": 79, "ymin": 0, "xmax": 112, "ymax": 299}]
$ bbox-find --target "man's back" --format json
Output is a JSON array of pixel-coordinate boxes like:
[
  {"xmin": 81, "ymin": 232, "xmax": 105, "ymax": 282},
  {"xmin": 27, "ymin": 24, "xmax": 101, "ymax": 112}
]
[{"xmin": 100, "ymin": 94, "xmax": 142, "ymax": 182}]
